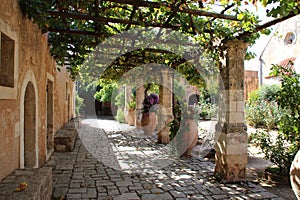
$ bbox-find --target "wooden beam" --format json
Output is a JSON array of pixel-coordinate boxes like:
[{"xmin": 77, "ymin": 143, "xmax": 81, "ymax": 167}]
[{"xmin": 236, "ymin": 13, "xmax": 298, "ymax": 40}]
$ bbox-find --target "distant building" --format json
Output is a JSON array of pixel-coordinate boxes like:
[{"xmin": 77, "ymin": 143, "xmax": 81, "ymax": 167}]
[{"xmin": 260, "ymin": 15, "xmax": 300, "ymax": 85}]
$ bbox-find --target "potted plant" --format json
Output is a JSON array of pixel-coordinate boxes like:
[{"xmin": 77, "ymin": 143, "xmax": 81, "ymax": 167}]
[
  {"xmin": 181, "ymin": 106, "xmax": 199, "ymax": 157},
  {"xmin": 125, "ymin": 99, "xmax": 136, "ymax": 126},
  {"xmin": 169, "ymin": 105, "xmax": 200, "ymax": 158},
  {"xmin": 141, "ymin": 93, "xmax": 159, "ymax": 135}
]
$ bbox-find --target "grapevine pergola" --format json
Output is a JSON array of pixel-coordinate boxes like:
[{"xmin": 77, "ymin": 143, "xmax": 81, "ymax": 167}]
[
  {"xmin": 20, "ymin": 0, "xmax": 300, "ymax": 181},
  {"xmin": 20, "ymin": 0, "xmax": 300, "ymax": 76}
]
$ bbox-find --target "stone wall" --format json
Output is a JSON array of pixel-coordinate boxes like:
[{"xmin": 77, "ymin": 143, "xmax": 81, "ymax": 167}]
[{"xmin": 0, "ymin": 0, "xmax": 75, "ymax": 181}]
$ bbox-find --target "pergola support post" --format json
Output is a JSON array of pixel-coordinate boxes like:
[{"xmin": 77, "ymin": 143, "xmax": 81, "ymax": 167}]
[
  {"xmin": 124, "ymin": 85, "xmax": 132, "ymax": 110},
  {"xmin": 215, "ymin": 39, "xmax": 248, "ymax": 182},
  {"xmin": 157, "ymin": 69, "xmax": 174, "ymax": 144},
  {"xmin": 135, "ymin": 83, "xmax": 145, "ymax": 128}
]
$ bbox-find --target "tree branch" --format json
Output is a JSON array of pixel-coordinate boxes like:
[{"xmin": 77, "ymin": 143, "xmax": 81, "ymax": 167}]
[{"xmin": 236, "ymin": 13, "xmax": 298, "ymax": 40}]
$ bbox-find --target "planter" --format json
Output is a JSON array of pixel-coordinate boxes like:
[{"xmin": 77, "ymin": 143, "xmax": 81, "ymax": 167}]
[
  {"xmin": 141, "ymin": 112, "xmax": 156, "ymax": 135},
  {"xmin": 182, "ymin": 119, "xmax": 198, "ymax": 157},
  {"xmin": 291, "ymin": 150, "xmax": 300, "ymax": 199},
  {"xmin": 125, "ymin": 109, "xmax": 135, "ymax": 126}
]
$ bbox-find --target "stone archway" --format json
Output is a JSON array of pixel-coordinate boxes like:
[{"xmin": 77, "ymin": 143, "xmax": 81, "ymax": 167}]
[
  {"xmin": 20, "ymin": 70, "xmax": 39, "ymax": 168},
  {"xmin": 24, "ymin": 82, "xmax": 37, "ymax": 167}
]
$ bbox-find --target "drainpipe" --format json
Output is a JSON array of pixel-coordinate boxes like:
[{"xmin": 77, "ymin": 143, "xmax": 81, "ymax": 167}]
[
  {"xmin": 258, "ymin": 24, "xmax": 280, "ymax": 86},
  {"xmin": 258, "ymin": 57, "xmax": 264, "ymax": 86}
]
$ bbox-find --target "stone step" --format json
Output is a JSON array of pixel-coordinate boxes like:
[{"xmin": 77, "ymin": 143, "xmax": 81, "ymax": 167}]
[
  {"xmin": 0, "ymin": 167, "xmax": 52, "ymax": 200},
  {"xmin": 54, "ymin": 121, "xmax": 78, "ymax": 152}
]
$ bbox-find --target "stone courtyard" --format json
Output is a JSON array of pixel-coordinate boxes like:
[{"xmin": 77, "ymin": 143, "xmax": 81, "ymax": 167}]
[{"xmin": 43, "ymin": 117, "xmax": 283, "ymax": 200}]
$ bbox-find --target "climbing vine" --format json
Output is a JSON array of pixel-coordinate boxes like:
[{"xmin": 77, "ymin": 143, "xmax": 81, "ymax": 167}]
[{"xmin": 19, "ymin": 0, "xmax": 300, "ymax": 81}]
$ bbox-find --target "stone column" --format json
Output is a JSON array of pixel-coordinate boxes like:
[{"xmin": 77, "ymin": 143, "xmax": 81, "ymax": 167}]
[
  {"xmin": 215, "ymin": 39, "xmax": 248, "ymax": 182},
  {"xmin": 157, "ymin": 69, "xmax": 174, "ymax": 144},
  {"xmin": 135, "ymin": 83, "xmax": 145, "ymax": 128},
  {"xmin": 124, "ymin": 85, "xmax": 132, "ymax": 108}
]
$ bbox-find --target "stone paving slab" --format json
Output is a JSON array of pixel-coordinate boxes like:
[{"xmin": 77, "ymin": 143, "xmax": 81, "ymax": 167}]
[{"xmin": 45, "ymin": 117, "xmax": 284, "ymax": 200}]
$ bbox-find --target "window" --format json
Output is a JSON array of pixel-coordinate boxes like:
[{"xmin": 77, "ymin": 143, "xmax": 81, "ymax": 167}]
[
  {"xmin": 0, "ymin": 33, "xmax": 15, "ymax": 87},
  {"xmin": 0, "ymin": 17, "xmax": 18, "ymax": 99},
  {"xmin": 284, "ymin": 32, "xmax": 296, "ymax": 45}
]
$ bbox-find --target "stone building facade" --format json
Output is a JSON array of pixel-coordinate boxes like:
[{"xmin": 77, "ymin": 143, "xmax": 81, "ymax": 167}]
[
  {"xmin": 0, "ymin": 0, "xmax": 75, "ymax": 181},
  {"xmin": 260, "ymin": 15, "xmax": 300, "ymax": 85}
]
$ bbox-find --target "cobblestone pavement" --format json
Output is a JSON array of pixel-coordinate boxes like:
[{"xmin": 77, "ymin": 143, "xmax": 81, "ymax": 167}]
[{"xmin": 45, "ymin": 117, "xmax": 283, "ymax": 200}]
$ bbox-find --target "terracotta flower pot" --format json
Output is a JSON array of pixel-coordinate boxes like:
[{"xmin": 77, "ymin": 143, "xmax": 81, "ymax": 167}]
[
  {"xmin": 290, "ymin": 150, "xmax": 300, "ymax": 199},
  {"xmin": 125, "ymin": 109, "xmax": 135, "ymax": 126},
  {"xmin": 141, "ymin": 112, "xmax": 156, "ymax": 135},
  {"xmin": 182, "ymin": 119, "xmax": 198, "ymax": 157}
]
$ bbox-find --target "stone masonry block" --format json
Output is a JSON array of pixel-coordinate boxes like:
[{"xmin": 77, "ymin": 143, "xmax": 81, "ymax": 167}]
[
  {"xmin": 236, "ymin": 101, "xmax": 245, "ymax": 112},
  {"xmin": 54, "ymin": 122, "xmax": 78, "ymax": 152},
  {"xmin": 0, "ymin": 167, "xmax": 52, "ymax": 200},
  {"xmin": 228, "ymin": 112, "xmax": 244, "ymax": 124}
]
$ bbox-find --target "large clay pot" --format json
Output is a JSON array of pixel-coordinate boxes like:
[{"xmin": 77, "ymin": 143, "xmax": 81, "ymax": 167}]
[
  {"xmin": 141, "ymin": 112, "xmax": 156, "ymax": 135},
  {"xmin": 290, "ymin": 150, "xmax": 300, "ymax": 199},
  {"xmin": 182, "ymin": 119, "xmax": 198, "ymax": 157},
  {"xmin": 125, "ymin": 109, "xmax": 135, "ymax": 126}
]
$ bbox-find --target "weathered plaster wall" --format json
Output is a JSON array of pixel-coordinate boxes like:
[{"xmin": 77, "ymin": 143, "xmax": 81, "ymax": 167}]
[
  {"xmin": 261, "ymin": 15, "xmax": 300, "ymax": 85},
  {"xmin": 0, "ymin": 0, "xmax": 75, "ymax": 181}
]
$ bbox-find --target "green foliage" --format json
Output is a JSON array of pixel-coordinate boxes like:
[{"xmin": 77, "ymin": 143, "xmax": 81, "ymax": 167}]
[
  {"xmin": 144, "ymin": 83, "xmax": 159, "ymax": 94},
  {"xmin": 115, "ymin": 88, "xmax": 125, "ymax": 108},
  {"xmin": 197, "ymin": 89, "xmax": 218, "ymax": 120},
  {"xmin": 250, "ymin": 64, "xmax": 300, "ymax": 175},
  {"xmin": 126, "ymin": 100, "xmax": 136, "ymax": 110},
  {"xmin": 246, "ymin": 100, "xmax": 281, "ymax": 129},
  {"xmin": 115, "ymin": 109, "xmax": 125, "ymax": 123},
  {"xmin": 251, "ymin": 130, "xmax": 297, "ymax": 175},
  {"xmin": 245, "ymin": 84, "xmax": 282, "ymax": 129},
  {"xmin": 270, "ymin": 64, "xmax": 300, "ymax": 147},
  {"xmin": 173, "ymin": 79, "xmax": 186, "ymax": 100},
  {"xmin": 75, "ymin": 92, "xmax": 85, "ymax": 116},
  {"xmin": 18, "ymin": 0, "xmax": 297, "ymax": 81},
  {"xmin": 248, "ymin": 84, "xmax": 280, "ymax": 103},
  {"xmin": 261, "ymin": 0, "xmax": 300, "ymax": 18},
  {"xmin": 169, "ymin": 102, "xmax": 182, "ymax": 141},
  {"xmin": 169, "ymin": 79, "xmax": 187, "ymax": 140},
  {"xmin": 94, "ymin": 80, "xmax": 118, "ymax": 102}
]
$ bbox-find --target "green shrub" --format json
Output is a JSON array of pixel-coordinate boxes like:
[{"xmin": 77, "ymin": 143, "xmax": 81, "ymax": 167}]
[
  {"xmin": 169, "ymin": 79, "xmax": 186, "ymax": 140},
  {"xmin": 246, "ymin": 100, "xmax": 281, "ymax": 129},
  {"xmin": 115, "ymin": 109, "xmax": 125, "ymax": 123},
  {"xmin": 245, "ymin": 84, "xmax": 282, "ymax": 129},
  {"xmin": 250, "ymin": 64, "xmax": 300, "ymax": 175},
  {"xmin": 94, "ymin": 80, "xmax": 117, "ymax": 102},
  {"xmin": 126, "ymin": 99, "xmax": 136, "ymax": 110},
  {"xmin": 115, "ymin": 88, "xmax": 125, "ymax": 107},
  {"xmin": 75, "ymin": 92, "xmax": 85, "ymax": 116},
  {"xmin": 248, "ymin": 84, "xmax": 280, "ymax": 103},
  {"xmin": 251, "ymin": 130, "xmax": 297, "ymax": 175}
]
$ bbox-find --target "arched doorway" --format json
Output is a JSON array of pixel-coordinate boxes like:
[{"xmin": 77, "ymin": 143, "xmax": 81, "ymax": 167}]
[
  {"xmin": 24, "ymin": 82, "xmax": 36, "ymax": 167},
  {"xmin": 46, "ymin": 79, "xmax": 54, "ymax": 154},
  {"xmin": 20, "ymin": 70, "xmax": 39, "ymax": 168}
]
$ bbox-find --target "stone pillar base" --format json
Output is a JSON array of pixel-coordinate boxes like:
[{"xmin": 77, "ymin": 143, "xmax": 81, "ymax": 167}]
[
  {"xmin": 214, "ymin": 152, "xmax": 247, "ymax": 182},
  {"xmin": 214, "ymin": 123, "xmax": 247, "ymax": 182}
]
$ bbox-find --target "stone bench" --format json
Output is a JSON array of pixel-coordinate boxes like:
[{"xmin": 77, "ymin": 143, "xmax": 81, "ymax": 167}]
[
  {"xmin": 54, "ymin": 121, "xmax": 78, "ymax": 152},
  {"xmin": 0, "ymin": 167, "xmax": 52, "ymax": 200}
]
